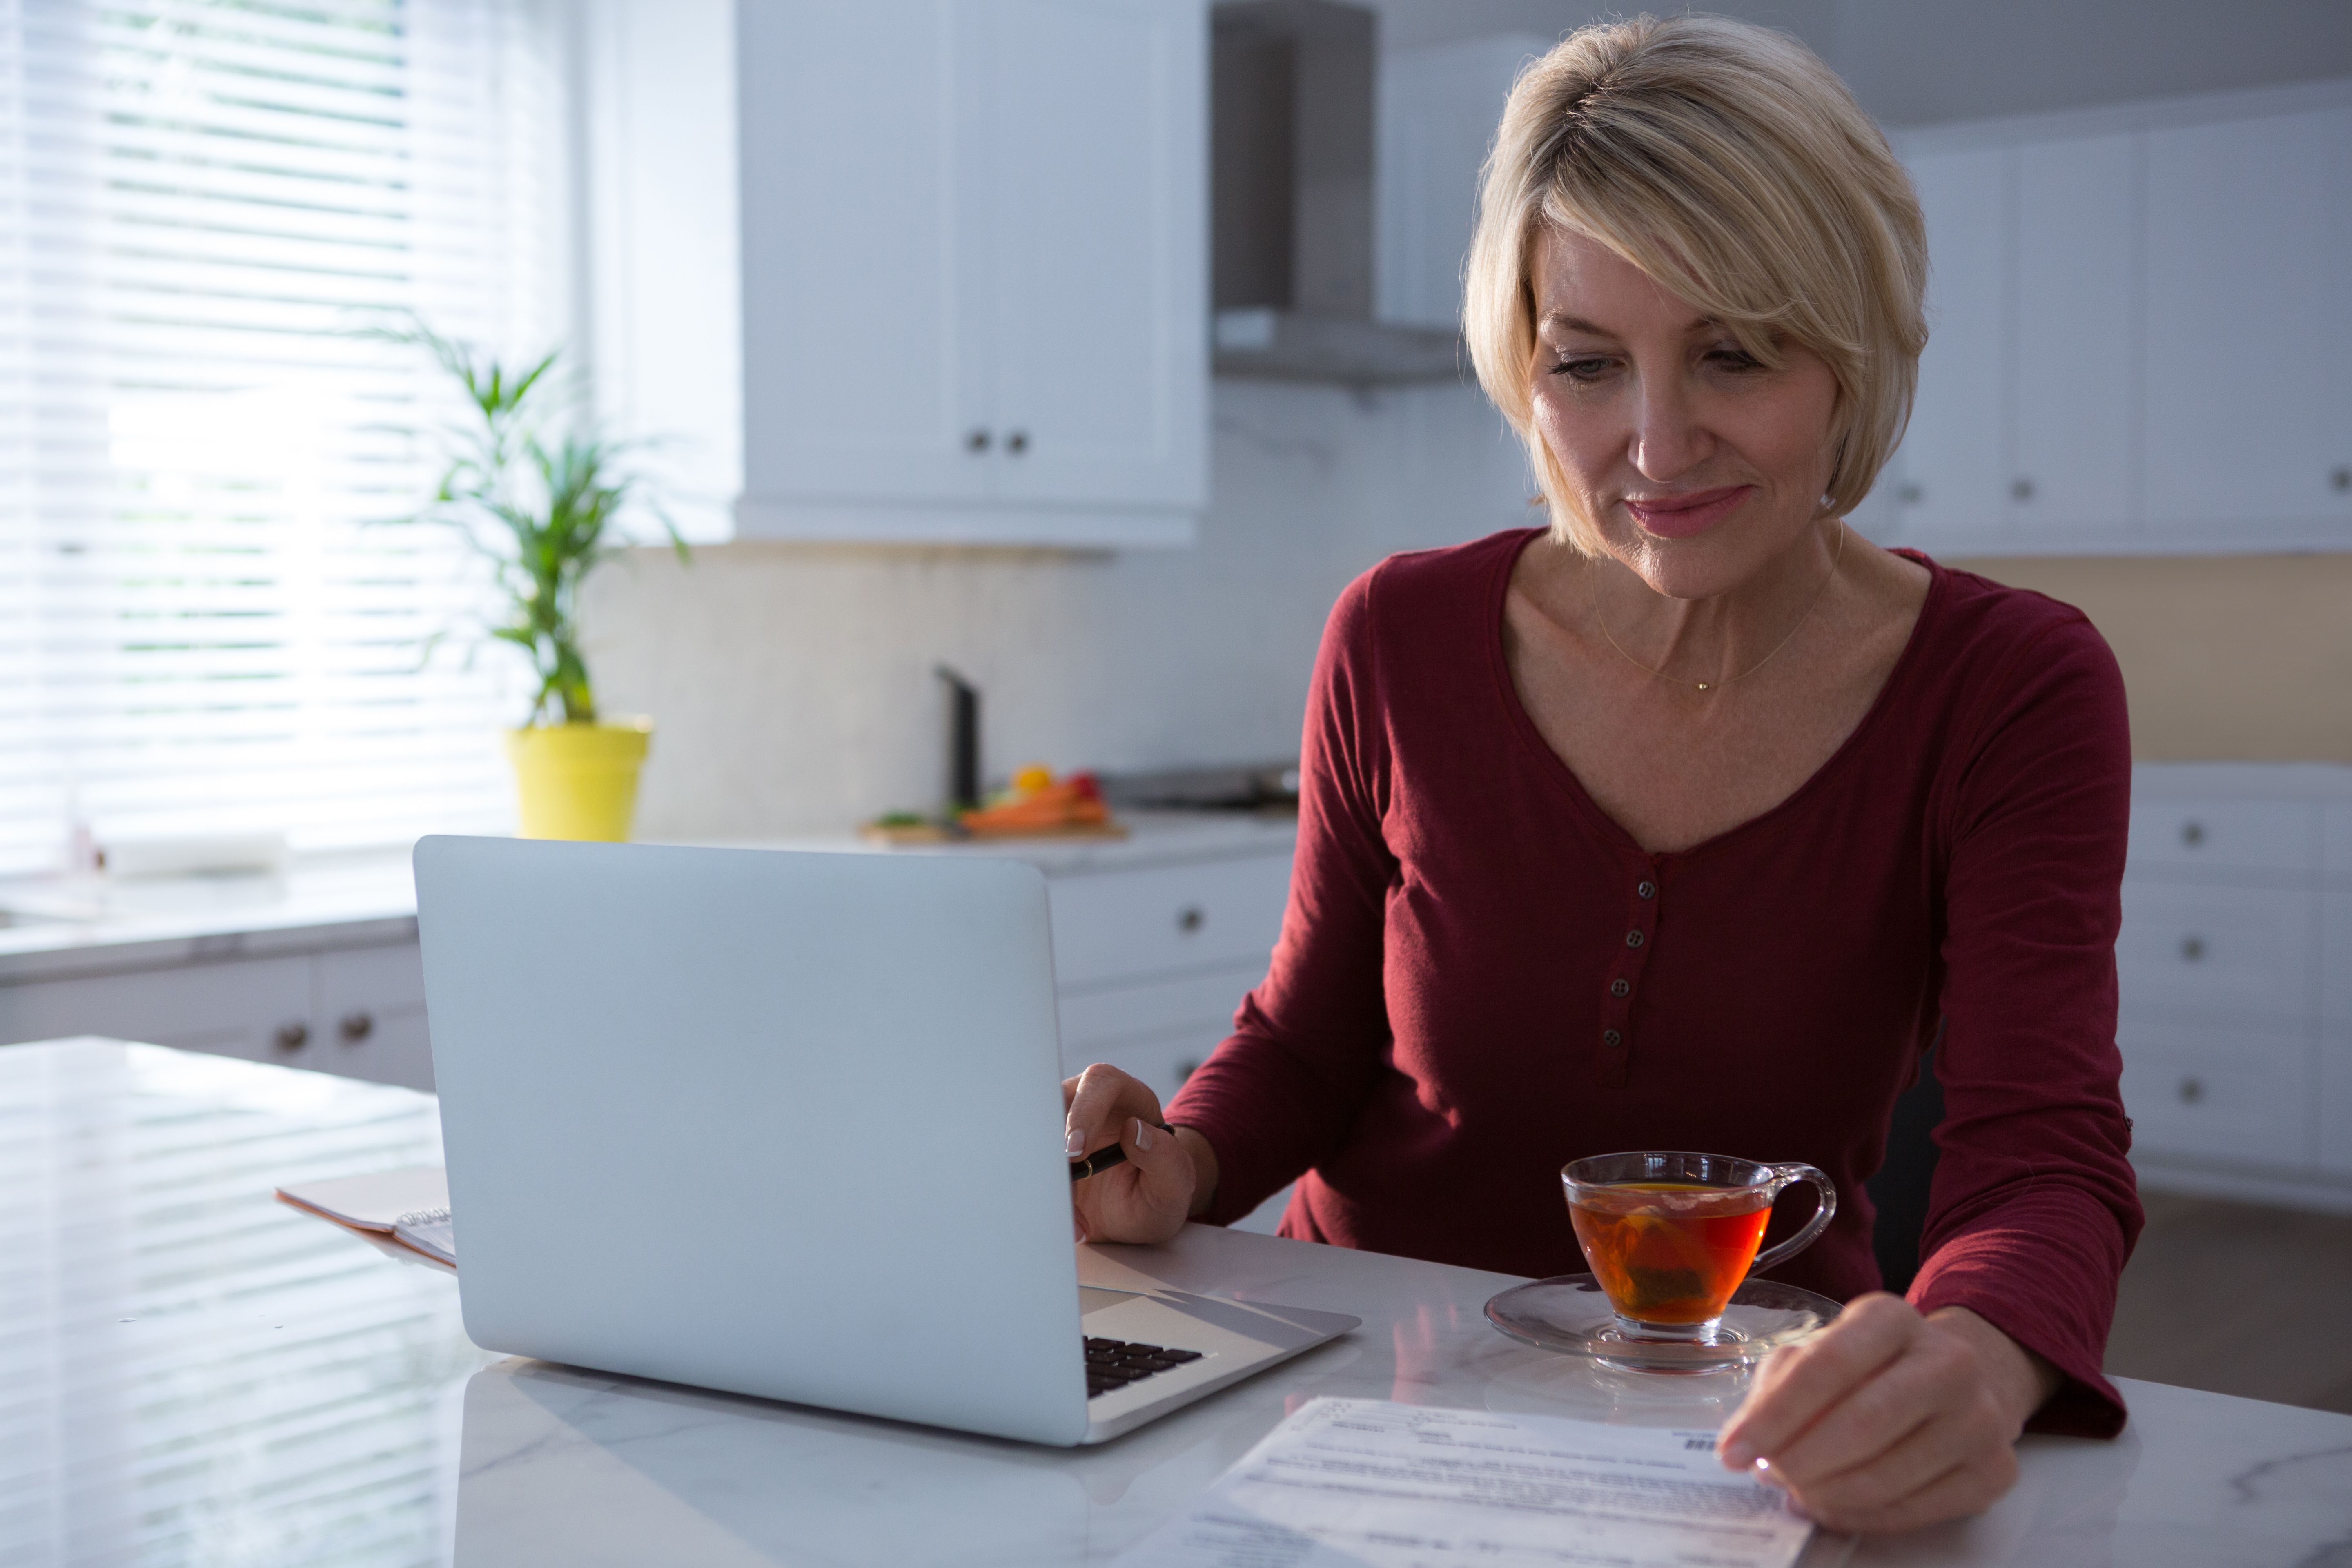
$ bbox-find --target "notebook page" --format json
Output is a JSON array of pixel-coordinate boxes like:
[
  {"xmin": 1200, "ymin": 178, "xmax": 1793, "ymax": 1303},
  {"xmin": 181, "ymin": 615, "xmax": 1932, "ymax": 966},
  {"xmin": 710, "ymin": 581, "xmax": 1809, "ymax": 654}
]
[
  {"xmin": 1114, "ymin": 1397, "xmax": 1812, "ymax": 1568},
  {"xmin": 391, "ymin": 1211, "xmax": 456, "ymax": 1267},
  {"xmin": 275, "ymin": 1166, "xmax": 448, "ymax": 1231}
]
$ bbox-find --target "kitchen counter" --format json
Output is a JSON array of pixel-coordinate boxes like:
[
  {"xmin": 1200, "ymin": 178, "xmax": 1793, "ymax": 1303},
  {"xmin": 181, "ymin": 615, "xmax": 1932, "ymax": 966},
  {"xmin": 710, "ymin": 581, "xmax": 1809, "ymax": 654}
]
[
  {"xmin": 685, "ymin": 805, "xmax": 1300, "ymax": 875},
  {"xmin": 0, "ymin": 852, "xmax": 423, "ymax": 984},
  {"xmin": 0, "ymin": 811, "xmax": 1298, "ymax": 987},
  {"xmin": 7, "ymin": 1038, "xmax": 2347, "ymax": 1568}
]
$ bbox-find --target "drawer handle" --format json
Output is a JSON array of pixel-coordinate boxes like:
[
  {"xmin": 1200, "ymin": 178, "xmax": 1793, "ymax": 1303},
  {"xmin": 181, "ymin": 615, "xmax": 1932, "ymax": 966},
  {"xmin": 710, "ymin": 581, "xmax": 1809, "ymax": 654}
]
[
  {"xmin": 1176, "ymin": 906, "xmax": 1205, "ymax": 934},
  {"xmin": 2179, "ymin": 935, "xmax": 2206, "ymax": 963},
  {"xmin": 273, "ymin": 1021, "xmax": 309, "ymax": 1052},
  {"xmin": 2180, "ymin": 820, "xmax": 2204, "ymax": 847},
  {"xmin": 339, "ymin": 1010, "xmax": 375, "ymax": 1043},
  {"xmin": 2176, "ymin": 1075, "xmax": 2205, "ymax": 1106}
]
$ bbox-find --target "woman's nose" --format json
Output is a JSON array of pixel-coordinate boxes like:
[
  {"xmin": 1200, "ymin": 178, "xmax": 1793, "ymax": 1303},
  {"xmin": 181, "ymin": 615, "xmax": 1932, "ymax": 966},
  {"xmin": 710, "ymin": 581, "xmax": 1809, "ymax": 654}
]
[{"xmin": 1628, "ymin": 375, "xmax": 1709, "ymax": 480}]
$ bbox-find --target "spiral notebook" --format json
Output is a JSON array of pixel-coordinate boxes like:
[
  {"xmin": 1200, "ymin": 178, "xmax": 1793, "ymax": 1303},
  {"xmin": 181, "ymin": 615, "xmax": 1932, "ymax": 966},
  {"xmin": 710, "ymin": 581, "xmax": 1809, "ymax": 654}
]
[{"xmin": 276, "ymin": 1165, "xmax": 457, "ymax": 1267}]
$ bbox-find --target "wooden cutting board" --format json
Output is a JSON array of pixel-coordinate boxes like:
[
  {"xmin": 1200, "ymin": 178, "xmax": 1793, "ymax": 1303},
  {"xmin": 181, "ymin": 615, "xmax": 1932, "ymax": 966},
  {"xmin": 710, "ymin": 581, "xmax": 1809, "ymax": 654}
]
[{"xmin": 859, "ymin": 818, "xmax": 1130, "ymax": 846}]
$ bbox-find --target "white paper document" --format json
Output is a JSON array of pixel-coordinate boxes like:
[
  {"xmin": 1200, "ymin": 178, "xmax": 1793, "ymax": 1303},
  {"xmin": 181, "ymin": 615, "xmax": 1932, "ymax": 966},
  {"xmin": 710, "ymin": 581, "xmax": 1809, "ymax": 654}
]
[{"xmin": 1116, "ymin": 1397, "xmax": 1813, "ymax": 1568}]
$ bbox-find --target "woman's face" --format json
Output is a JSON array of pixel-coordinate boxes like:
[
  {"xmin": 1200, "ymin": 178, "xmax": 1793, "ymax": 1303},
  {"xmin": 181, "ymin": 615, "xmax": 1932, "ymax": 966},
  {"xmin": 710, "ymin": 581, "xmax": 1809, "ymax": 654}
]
[{"xmin": 1528, "ymin": 225, "xmax": 1843, "ymax": 598}]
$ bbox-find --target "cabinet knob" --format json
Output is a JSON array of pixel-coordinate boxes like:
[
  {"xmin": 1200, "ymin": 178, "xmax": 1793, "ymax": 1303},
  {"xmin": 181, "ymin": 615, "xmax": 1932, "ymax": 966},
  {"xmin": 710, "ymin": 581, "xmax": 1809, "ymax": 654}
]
[
  {"xmin": 1176, "ymin": 1059, "xmax": 1200, "ymax": 1085},
  {"xmin": 2333, "ymin": 465, "xmax": 2350, "ymax": 493},
  {"xmin": 966, "ymin": 428, "xmax": 992, "ymax": 453},
  {"xmin": 2011, "ymin": 477, "xmax": 2035, "ymax": 501},
  {"xmin": 2176, "ymin": 1075, "xmax": 2205, "ymax": 1105},
  {"xmin": 273, "ymin": 1021, "xmax": 309, "ymax": 1052},
  {"xmin": 1176, "ymin": 905, "xmax": 1205, "ymax": 934},
  {"xmin": 339, "ymin": 1010, "xmax": 375, "ymax": 1043},
  {"xmin": 1896, "ymin": 482, "xmax": 1923, "ymax": 504},
  {"xmin": 2179, "ymin": 935, "xmax": 2206, "ymax": 962},
  {"xmin": 1006, "ymin": 430, "xmax": 1029, "ymax": 455},
  {"xmin": 2180, "ymin": 820, "xmax": 2205, "ymax": 847}
]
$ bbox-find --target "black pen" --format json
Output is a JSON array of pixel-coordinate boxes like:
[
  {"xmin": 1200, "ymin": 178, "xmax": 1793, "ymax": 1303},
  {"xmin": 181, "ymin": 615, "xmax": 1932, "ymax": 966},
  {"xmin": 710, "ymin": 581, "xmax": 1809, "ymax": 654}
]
[{"xmin": 1068, "ymin": 1122, "xmax": 1175, "ymax": 1181}]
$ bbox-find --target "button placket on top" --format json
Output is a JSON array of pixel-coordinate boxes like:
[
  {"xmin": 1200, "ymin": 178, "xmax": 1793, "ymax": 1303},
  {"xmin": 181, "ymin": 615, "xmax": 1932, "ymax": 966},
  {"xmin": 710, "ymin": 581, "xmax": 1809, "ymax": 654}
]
[{"xmin": 1596, "ymin": 861, "xmax": 1662, "ymax": 1087}]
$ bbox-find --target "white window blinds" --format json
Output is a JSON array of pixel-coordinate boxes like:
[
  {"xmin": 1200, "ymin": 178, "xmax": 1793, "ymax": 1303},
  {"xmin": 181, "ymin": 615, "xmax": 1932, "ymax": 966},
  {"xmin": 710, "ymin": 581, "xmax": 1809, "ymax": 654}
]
[{"xmin": 0, "ymin": 0, "xmax": 568, "ymax": 875}]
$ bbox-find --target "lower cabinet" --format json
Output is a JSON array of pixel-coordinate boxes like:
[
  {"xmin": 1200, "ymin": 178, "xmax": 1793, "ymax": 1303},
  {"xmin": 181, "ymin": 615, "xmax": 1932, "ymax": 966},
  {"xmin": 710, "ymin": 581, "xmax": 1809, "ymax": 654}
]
[
  {"xmin": 2116, "ymin": 766, "xmax": 2352, "ymax": 1210},
  {"xmin": 0, "ymin": 940, "xmax": 434, "ymax": 1093},
  {"xmin": 1047, "ymin": 841, "xmax": 1297, "ymax": 1234},
  {"xmin": 2117, "ymin": 1016, "xmax": 2314, "ymax": 1168}
]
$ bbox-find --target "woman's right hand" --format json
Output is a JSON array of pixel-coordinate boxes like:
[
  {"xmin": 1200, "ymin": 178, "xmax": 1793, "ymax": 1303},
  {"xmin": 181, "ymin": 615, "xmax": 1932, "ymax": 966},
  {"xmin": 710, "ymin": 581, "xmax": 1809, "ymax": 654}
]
[{"xmin": 1063, "ymin": 1063, "xmax": 1212, "ymax": 1245}]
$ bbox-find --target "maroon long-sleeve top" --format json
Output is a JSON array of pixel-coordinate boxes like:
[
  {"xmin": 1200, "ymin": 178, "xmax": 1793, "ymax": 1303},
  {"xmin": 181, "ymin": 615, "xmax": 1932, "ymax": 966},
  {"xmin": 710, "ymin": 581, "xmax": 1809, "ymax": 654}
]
[{"xmin": 1166, "ymin": 528, "xmax": 2143, "ymax": 1435}]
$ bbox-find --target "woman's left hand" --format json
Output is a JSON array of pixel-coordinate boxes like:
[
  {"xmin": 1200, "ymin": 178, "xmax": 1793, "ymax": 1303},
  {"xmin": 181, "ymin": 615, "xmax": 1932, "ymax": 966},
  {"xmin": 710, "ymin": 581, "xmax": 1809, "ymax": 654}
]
[{"xmin": 1715, "ymin": 1294, "xmax": 2061, "ymax": 1533}]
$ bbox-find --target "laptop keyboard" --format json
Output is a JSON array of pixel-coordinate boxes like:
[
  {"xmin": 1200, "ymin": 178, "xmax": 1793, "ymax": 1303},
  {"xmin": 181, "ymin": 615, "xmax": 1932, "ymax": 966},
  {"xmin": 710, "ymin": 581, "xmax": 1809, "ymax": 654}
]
[{"xmin": 1085, "ymin": 1336, "xmax": 1203, "ymax": 1398}]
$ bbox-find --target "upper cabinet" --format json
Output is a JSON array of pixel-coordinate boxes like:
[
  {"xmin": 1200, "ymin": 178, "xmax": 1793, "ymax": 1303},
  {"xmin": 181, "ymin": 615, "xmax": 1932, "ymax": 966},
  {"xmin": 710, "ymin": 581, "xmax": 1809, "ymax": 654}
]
[
  {"xmin": 733, "ymin": 0, "xmax": 1207, "ymax": 547},
  {"xmin": 1877, "ymin": 80, "xmax": 2352, "ymax": 557},
  {"xmin": 2143, "ymin": 106, "xmax": 2352, "ymax": 537},
  {"xmin": 1894, "ymin": 144, "xmax": 2007, "ymax": 552}
]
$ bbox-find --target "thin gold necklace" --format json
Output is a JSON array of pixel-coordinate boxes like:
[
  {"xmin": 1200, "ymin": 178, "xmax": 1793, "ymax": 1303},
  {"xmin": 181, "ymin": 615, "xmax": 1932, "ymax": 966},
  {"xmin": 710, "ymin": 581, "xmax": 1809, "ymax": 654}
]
[{"xmin": 1590, "ymin": 519, "xmax": 1847, "ymax": 693}]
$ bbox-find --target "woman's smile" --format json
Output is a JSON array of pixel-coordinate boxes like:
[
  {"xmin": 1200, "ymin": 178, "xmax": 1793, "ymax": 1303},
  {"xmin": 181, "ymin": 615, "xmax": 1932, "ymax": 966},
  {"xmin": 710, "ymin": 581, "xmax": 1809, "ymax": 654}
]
[{"xmin": 1624, "ymin": 484, "xmax": 1754, "ymax": 539}]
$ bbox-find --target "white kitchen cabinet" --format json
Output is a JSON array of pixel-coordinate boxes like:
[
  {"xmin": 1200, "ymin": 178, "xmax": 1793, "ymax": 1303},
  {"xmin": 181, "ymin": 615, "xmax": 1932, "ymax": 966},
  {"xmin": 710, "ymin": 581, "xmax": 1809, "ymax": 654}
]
[
  {"xmin": 1045, "ymin": 843, "xmax": 1290, "ymax": 1103},
  {"xmin": 0, "ymin": 941, "xmax": 436, "ymax": 1093},
  {"xmin": 1049, "ymin": 854, "xmax": 1291, "ymax": 989},
  {"xmin": 314, "ymin": 942, "xmax": 435, "ymax": 1092},
  {"xmin": 733, "ymin": 0, "xmax": 1206, "ymax": 548},
  {"xmin": 735, "ymin": 1, "xmax": 984, "ymax": 512},
  {"xmin": 2012, "ymin": 131, "xmax": 2137, "ymax": 543},
  {"xmin": 2118, "ymin": 1015, "xmax": 2314, "ymax": 1168},
  {"xmin": 0, "ymin": 956, "xmax": 314, "ymax": 1064},
  {"xmin": 2127, "ymin": 797, "xmax": 2320, "ymax": 879},
  {"xmin": 2115, "ymin": 881, "xmax": 2317, "ymax": 1025},
  {"xmin": 1887, "ymin": 80, "xmax": 2352, "ymax": 557},
  {"xmin": 1886, "ymin": 145, "xmax": 2007, "ymax": 552},
  {"xmin": 2118, "ymin": 765, "xmax": 2352, "ymax": 1210},
  {"xmin": 2143, "ymin": 105, "xmax": 2352, "ymax": 539}
]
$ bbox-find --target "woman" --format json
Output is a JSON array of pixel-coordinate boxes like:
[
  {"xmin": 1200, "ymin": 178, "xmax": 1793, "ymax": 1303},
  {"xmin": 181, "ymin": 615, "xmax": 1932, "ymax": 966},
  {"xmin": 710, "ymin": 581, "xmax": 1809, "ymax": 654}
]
[{"xmin": 1064, "ymin": 14, "xmax": 2139, "ymax": 1534}]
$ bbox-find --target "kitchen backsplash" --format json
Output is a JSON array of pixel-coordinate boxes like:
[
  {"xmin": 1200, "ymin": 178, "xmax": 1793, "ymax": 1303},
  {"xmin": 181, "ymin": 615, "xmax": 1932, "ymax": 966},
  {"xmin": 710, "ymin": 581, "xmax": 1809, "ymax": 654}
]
[{"xmin": 581, "ymin": 379, "xmax": 1536, "ymax": 840}]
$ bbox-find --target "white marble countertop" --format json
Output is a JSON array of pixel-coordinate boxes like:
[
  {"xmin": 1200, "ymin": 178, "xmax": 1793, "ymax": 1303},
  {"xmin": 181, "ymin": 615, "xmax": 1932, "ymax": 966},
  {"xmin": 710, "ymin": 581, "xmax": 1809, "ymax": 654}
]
[
  {"xmin": 4, "ymin": 1038, "xmax": 2345, "ymax": 1568},
  {"xmin": 0, "ymin": 812, "xmax": 1298, "ymax": 987}
]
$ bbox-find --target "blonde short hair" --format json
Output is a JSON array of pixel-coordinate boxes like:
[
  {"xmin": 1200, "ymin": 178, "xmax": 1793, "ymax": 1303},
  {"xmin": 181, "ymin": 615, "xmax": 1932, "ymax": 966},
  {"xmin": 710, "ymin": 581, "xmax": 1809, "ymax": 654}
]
[{"xmin": 1463, "ymin": 15, "xmax": 1927, "ymax": 552}]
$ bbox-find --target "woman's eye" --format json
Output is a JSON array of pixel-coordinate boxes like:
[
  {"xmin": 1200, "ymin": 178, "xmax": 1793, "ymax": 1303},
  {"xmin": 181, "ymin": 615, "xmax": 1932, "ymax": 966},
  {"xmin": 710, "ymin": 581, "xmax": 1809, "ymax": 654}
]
[
  {"xmin": 1707, "ymin": 347, "xmax": 1765, "ymax": 372},
  {"xmin": 1548, "ymin": 356, "xmax": 1615, "ymax": 382}
]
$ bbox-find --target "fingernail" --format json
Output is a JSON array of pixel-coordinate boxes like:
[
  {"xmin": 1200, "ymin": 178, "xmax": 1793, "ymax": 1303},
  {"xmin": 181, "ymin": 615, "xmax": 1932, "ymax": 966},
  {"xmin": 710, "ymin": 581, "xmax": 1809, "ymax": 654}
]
[
  {"xmin": 1721, "ymin": 1442, "xmax": 1755, "ymax": 1470},
  {"xmin": 1133, "ymin": 1118, "xmax": 1154, "ymax": 1151},
  {"xmin": 1065, "ymin": 1125, "xmax": 1084, "ymax": 1156}
]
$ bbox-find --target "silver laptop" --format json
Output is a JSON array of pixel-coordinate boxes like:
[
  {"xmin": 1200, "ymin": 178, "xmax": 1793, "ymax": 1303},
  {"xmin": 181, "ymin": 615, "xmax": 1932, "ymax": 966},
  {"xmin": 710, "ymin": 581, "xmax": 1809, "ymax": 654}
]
[{"xmin": 412, "ymin": 835, "xmax": 1356, "ymax": 1446}]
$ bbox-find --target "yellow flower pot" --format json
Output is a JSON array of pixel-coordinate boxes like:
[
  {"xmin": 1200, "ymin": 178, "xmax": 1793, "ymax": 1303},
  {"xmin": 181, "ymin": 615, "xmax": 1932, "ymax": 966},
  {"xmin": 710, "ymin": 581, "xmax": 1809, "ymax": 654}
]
[{"xmin": 505, "ymin": 720, "xmax": 653, "ymax": 841}]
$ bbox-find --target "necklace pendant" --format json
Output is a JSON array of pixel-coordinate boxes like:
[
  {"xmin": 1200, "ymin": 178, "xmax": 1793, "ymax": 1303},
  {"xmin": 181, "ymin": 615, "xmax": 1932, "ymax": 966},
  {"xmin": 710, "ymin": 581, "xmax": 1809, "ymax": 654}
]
[{"xmin": 1695, "ymin": 681, "xmax": 1712, "ymax": 692}]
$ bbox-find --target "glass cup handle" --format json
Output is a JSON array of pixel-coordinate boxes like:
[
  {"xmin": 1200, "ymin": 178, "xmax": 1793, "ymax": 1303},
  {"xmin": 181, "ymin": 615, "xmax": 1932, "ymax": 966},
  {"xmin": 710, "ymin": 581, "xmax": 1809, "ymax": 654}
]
[{"xmin": 1750, "ymin": 1163, "xmax": 1838, "ymax": 1275}]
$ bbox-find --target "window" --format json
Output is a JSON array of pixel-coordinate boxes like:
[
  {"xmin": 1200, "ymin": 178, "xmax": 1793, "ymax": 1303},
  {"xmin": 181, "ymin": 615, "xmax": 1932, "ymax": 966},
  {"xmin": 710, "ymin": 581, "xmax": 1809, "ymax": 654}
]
[{"xmin": 0, "ymin": 0, "xmax": 569, "ymax": 875}]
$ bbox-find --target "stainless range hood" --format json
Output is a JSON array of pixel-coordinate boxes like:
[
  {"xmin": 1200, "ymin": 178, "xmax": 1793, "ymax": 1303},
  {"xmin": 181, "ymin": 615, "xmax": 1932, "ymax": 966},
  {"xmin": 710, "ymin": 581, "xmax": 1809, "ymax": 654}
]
[{"xmin": 1212, "ymin": 0, "xmax": 1465, "ymax": 385}]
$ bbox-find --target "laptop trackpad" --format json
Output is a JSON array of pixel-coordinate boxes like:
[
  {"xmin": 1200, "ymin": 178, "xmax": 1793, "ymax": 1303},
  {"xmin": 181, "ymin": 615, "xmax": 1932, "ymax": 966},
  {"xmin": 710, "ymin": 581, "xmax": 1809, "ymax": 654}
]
[{"xmin": 1080, "ymin": 1286, "xmax": 1144, "ymax": 1317}]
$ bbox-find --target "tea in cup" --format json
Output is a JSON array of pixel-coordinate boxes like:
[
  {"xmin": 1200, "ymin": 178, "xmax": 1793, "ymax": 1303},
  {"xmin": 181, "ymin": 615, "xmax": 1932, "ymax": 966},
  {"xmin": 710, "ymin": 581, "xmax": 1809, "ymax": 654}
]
[{"xmin": 1563, "ymin": 1152, "xmax": 1835, "ymax": 1342}]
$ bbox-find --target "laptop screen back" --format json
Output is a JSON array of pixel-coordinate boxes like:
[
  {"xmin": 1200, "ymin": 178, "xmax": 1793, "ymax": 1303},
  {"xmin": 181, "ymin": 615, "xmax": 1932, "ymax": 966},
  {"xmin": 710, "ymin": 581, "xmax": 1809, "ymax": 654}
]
[{"xmin": 414, "ymin": 836, "xmax": 1091, "ymax": 1445}]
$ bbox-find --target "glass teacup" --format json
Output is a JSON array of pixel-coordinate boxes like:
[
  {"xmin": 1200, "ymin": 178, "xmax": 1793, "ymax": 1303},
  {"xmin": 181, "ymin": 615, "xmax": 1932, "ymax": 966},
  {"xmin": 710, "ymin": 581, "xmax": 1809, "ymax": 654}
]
[{"xmin": 1562, "ymin": 1151, "xmax": 1836, "ymax": 1343}]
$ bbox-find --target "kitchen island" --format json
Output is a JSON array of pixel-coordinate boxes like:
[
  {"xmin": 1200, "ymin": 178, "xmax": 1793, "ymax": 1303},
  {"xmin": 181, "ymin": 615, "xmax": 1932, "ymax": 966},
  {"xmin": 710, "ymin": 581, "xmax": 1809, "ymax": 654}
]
[{"xmin": 5, "ymin": 1038, "xmax": 2345, "ymax": 1567}]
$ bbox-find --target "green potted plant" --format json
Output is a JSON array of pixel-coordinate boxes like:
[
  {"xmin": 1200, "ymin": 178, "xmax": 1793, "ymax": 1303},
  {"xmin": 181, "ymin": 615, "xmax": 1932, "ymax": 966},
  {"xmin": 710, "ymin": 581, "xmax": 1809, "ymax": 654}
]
[{"xmin": 393, "ymin": 321, "xmax": 687, "ymax": 840}]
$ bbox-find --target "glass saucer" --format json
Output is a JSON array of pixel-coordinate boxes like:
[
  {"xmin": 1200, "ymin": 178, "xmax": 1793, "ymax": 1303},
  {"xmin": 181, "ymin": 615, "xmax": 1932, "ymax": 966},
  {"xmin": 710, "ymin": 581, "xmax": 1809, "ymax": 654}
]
[{"xmin": 1485, "ymin": 1273, "xmax": 1842, "ymax": 1373}]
